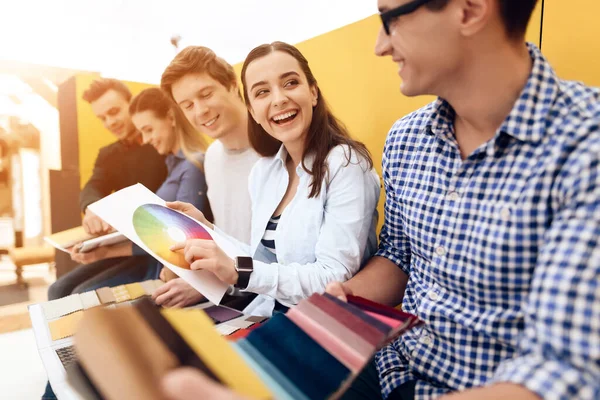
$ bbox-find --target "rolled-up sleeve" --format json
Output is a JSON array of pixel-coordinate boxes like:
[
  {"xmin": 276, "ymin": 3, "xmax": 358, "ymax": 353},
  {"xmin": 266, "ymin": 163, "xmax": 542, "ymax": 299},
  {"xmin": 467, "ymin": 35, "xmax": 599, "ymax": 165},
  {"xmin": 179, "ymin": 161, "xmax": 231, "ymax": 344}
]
[
  {"xmin": 490, "ymin": 143, "xmax": 600, "ymax": 400},
  {"xmin": 374, "ymin": 139, "xmax": 411, "ymax": 275}
]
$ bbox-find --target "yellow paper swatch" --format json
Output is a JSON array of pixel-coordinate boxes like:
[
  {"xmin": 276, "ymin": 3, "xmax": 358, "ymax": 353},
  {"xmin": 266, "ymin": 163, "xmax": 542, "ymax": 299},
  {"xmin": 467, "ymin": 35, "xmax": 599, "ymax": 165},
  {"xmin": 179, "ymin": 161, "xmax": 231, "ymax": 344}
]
[
  {"xmin": 49, "ymin": 311, "xmax": 85, "ymax": 341},
  {"xmin": 125, "ymin": 283, "xmax": 146, "ymax": 300},
  {"xmin": 162, "ymin": 309, "xmax": 271, "ymax": 399},
  {"xmin": 112, "ymin": 285, "xmax": 131, "ymax": 303}
]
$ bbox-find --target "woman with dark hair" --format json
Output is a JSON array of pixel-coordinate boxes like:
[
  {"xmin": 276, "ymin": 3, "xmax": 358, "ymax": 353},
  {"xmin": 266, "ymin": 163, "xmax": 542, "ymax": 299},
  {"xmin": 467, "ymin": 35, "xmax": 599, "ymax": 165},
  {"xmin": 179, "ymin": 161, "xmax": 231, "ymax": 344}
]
[{"xmin": 169, "ymin": 42, "xmax": 380, "ymax": 316}]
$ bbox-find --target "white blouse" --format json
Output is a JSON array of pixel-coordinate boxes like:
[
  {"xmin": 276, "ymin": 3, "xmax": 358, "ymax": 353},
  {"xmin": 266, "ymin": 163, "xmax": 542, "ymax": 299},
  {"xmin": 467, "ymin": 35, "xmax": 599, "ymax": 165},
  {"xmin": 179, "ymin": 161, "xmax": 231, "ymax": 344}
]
[{"xmin": 216, "ymin": 144, "xmax": 380, "ymax": 316}]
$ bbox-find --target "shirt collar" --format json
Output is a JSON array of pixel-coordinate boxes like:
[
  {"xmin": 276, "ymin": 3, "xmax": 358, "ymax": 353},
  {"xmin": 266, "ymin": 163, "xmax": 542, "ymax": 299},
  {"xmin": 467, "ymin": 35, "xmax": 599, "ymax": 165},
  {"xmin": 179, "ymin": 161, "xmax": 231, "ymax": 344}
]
[
  {"xmin": 427, "ymin": 43, "xmax": 559, "ymax": 144},
  {"xmin": 274, "ymin": 144, "xmax": 314, "ymax": 177},
  {"xmin": 498, "ymin": 43, "xmax": 559, "ymax": 143},
  {"xmin": 275, "ymin": 144, "xmax": 288, "ymax": 165},
  {"xmin": 165, "ymin": 150, "xmax": 186, "ymax": 172}
]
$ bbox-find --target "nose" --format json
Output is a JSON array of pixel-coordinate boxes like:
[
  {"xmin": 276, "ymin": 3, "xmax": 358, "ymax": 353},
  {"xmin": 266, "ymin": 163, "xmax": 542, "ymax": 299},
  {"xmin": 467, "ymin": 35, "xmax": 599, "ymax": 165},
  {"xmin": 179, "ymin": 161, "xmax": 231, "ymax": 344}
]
[
  {"xmin": 272, "ymin": 87, "xmax": 289, "ymax": 108},
  {"xmin": 375, "ymin": 26, "xmax": 392, "ymax": 57},
  {"xmin": 105, "ymin": 116, "xmax": 116, "ymax": 129},
  {"xmin": 194, "ymin": 101, "xmax": 209, "ymax": 120}
]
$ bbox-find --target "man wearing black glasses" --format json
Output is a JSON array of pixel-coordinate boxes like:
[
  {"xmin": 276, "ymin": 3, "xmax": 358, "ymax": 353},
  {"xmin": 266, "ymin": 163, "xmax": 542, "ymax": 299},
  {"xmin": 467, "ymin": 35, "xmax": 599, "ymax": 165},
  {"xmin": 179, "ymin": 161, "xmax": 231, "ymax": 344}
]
[
  {"xmin": 329, "ymin": 0, "xmax": 600, "ymax": 400},
  {"xmin": 160, "ymin": 1, "xmax": 600, "ymax": 399}
]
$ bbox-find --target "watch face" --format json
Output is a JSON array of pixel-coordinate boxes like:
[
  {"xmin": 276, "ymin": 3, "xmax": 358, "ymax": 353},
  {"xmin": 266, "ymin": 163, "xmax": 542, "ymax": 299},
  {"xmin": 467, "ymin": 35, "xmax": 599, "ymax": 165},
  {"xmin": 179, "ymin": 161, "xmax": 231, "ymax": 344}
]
[{"xmin": 236, "ymin": 257, "xmax": 253, "ymax": 272}]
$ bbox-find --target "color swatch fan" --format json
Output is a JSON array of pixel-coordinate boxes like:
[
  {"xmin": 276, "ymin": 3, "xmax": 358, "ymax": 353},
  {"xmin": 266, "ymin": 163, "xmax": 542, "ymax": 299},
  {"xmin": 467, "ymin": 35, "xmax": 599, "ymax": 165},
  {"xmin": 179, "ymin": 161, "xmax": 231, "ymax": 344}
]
[{"xmin": 132, "ymin": 204, "xmax": 212, "ymax": 268}]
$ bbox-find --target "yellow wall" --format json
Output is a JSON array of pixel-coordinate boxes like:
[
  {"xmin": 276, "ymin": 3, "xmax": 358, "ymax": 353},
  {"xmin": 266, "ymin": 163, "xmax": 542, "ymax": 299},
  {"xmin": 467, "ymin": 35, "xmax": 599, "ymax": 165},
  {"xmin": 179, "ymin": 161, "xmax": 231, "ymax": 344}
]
[
  {"xmin": 527, "ymin": 1, "xmax": 543, "ymax": 47},
  {"xmin": 73, "ymin": 8, "xmax": 544, "ymax": 229},
  {"xmin": 74, "ymin": 73, "xmax": 156, "ymax": 188},
  {"xmin": 541, "ymin": 0, "xmax": 600, "ymax": 86},
  {"xmin": 235, "ymin": 11, "xmax": 543, "ymax": 230}
]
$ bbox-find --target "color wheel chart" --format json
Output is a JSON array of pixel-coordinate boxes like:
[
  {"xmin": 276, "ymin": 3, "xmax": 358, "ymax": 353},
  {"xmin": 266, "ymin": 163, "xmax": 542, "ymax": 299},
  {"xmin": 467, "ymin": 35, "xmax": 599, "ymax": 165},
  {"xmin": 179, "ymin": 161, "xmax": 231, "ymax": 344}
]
[{"xmin": 132, "ymin": 204, "xmax": 212, "ymax": 269}]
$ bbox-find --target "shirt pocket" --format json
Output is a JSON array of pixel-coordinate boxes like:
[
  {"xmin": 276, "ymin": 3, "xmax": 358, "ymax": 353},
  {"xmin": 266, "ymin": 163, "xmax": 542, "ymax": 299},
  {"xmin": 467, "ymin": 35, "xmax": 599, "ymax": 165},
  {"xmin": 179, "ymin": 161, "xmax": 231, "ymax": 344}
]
[{"xmin": 458, "ymin": 199, "xmax": 531, "ymax": 295}]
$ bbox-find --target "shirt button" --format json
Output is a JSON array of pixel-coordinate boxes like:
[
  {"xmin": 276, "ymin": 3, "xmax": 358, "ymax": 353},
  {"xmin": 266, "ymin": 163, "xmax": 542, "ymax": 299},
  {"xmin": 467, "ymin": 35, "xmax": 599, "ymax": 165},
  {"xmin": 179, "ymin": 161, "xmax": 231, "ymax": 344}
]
[
  {"xmin": 420, "ymin": 335, "xmax": 432, "ymax": 345},
  {"xmin": 428, "ymin": 291, "xmax": 439, "ymax": 301},
  {"xmin": 500, "ymin": 206, "xmax": 511, "ymax": 221},
  {"xmin": 435, "ymin": 246, "xmax": 446, "ymax": 257},
  {"xmin": 447, "ymin": 191, "xmax": 460, "ymax": 201}
]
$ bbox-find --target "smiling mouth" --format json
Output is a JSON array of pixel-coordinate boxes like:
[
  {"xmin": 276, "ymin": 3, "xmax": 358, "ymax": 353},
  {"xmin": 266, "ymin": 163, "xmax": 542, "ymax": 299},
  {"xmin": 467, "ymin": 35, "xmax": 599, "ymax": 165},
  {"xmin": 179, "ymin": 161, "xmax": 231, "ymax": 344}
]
[
  {"xmin": 203, "ymin": 116, "xmax": 218, "ymax": 127},
  {"xmin": 397, "ymin": 60, "xmax": 405, "ymax": 74},
  {"xmin": 271, "ymin": 110, "xmax": 298, "ymax": 125}
]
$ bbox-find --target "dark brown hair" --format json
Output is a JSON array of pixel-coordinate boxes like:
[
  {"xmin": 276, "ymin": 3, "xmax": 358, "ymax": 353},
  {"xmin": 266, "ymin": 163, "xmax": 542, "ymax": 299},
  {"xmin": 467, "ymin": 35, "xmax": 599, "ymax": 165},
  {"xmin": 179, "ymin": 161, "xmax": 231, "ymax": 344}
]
[
  {"xmin": 426, "ymin": 0, "xmax": 539, "ymax": 39},
  {"xmin": 129, "ymin": 88, "xmax": 207, "ymax": 167},
  {"xmin": 161, "ymin": 46, "xmax": 238, "ymax": 99},
  {"xmin": 241, "ymin": 42, "xmax": 373, "ymax": 198},
  {"xmin": 82, "ymin": 78, "xmax": 132, "ymax": 103}
]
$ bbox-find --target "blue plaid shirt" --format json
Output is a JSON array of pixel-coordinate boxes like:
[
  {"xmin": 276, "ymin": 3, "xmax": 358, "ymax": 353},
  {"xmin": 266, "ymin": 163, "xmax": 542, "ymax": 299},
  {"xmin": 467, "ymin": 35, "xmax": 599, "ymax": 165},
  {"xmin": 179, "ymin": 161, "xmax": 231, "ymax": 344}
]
[{"xmin": 375, "ymin": 43, "xmax": 600, "ymax": 400}]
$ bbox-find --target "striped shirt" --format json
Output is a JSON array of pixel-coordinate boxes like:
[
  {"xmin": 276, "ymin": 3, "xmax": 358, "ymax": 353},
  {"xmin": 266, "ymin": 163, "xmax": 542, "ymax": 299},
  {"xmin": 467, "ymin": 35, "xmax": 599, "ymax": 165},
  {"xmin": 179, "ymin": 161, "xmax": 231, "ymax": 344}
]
[{"xmin": 260, "ymin": 215, "xmax": 281, "ymax": 255}]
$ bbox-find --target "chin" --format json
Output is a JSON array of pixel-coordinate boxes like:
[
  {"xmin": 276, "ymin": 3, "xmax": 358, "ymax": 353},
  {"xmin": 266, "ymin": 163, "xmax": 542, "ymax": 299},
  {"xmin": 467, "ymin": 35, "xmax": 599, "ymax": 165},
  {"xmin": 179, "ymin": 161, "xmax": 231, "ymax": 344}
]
[{"xmin": 399, "ymin": 84, "xmax": 423, "ymax": 98}]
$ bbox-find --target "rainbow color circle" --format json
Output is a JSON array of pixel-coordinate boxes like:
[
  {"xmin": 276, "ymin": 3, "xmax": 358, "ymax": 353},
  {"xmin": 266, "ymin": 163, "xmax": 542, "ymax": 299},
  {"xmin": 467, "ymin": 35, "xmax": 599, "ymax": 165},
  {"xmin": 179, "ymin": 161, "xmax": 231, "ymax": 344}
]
[{"xmin": 132, "ymin": 204, "xmax": 212, "ymax": 269}]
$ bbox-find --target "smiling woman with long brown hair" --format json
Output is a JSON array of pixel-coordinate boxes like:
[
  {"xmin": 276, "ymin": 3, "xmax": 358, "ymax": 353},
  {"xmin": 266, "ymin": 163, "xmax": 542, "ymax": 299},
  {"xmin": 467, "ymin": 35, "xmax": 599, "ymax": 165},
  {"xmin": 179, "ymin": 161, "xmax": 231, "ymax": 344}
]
[{"xmin": 168, "ymin": 41, "xmax": 380, "ymax": 317}]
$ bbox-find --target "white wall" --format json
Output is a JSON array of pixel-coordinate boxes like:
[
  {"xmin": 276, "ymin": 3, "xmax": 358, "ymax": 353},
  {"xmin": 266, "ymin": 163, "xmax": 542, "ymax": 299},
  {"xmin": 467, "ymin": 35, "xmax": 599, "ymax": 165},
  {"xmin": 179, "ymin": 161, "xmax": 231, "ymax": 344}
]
[{"xmin": 0, "ymin": 0, "xmax": 376, "ymax": 83}]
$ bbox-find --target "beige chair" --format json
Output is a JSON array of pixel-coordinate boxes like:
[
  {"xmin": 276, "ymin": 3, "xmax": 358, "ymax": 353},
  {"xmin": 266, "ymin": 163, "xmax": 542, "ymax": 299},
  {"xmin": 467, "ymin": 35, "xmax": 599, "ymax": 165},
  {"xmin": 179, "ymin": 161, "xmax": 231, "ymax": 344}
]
[{"xmin": 7, "ymin": 246, "xmax": 55, "ymax": 287}]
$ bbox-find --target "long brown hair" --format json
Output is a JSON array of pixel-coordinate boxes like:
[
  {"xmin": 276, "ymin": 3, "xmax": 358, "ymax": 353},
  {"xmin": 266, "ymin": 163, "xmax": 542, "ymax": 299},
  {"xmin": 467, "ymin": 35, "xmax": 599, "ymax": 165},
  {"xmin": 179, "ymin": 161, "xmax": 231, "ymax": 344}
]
[
  {"xmin": 241, "ymin": 42, "xmax": 373, "ymax": 198},
  {"xmin": 129, "ymin": 88, "xmax": 208, "ymax": 167}
]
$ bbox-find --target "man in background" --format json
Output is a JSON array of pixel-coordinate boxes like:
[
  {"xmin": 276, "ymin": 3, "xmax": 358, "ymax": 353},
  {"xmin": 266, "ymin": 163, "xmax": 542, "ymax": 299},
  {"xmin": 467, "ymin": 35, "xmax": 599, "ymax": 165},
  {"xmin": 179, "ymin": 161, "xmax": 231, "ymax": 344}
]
[
  {"xmin": 79, "ymin": 78, "xmax": 167, "ymax": 234},
  {"xmin": 48, "ymin": 78, "xmax": 167, "ymax": 300},
  {"xmin": 152, "ymin": 46, "xmax": 260, "ymax": 308}
]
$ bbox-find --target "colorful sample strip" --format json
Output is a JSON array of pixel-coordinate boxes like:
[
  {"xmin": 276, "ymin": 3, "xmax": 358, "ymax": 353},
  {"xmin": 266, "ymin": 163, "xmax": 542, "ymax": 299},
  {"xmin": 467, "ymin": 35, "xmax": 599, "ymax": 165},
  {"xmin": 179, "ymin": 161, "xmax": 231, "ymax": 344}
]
[
  {"xmin": 203, "ymin": 305, "xmax": 244, "ymax": 324},
  {"xmin": 68, "ymin": 292, "xmax": 421, "ymax": 400},
  {"xmin": 125, "ymin": 283, "xmax": 146, "ymax": 300},
  {"xmin": 79, "ymin": 291, "xmax": 101, "ymax": 310},
  {"xmin": 132, "ymin": 204, "xmax": 212, "ymax": 269},
  {"xmin": 135, "ymin": 298, "xmax": 221, "ymax": 382},
  {"xmin": 162, "ymin": 308, "xmax": 272, "ymax": 399},
  {"xmin": 246, "ymin": 313, "xmax": 350, "ymax": 400},
  {"xmin": 95, "ymin": 287, "xmax": 116, "ymax": 304},
  {"xmin": 308, "ymin": 294, "xmax": 388, "ymax": 347},
  {"xmin": 287, "ymin": 300, "xmax": 372, "ymax": 372},
  {"xmin": 49, "ymin": 310, "xmax": 85, "ymax": 341},
  {"xmin": 75, "ymin": 305, "xmax": 179, "ymax": 400},
  {"xmin": 233, "ymin": 340, "xmax": 306, "ymax": 400},
  {"xmin": 111, "ymin": 285, "xmax": 131, "ymax": 303},
  {"xmin": 41, "ymin": 294, "xmax": 83, "ymax": 320}
]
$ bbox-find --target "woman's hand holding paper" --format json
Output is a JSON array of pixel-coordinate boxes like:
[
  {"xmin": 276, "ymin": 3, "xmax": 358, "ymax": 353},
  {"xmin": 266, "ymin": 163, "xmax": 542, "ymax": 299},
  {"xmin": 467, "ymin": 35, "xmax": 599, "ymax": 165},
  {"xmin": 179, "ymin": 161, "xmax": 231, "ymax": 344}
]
[
  {"xmin": 170, "ymin": 240, "xmax": 238, "ymax": 285},
  {"xmin": 166, "ymin": 201, "xmax": 214, "ymax": 230}
]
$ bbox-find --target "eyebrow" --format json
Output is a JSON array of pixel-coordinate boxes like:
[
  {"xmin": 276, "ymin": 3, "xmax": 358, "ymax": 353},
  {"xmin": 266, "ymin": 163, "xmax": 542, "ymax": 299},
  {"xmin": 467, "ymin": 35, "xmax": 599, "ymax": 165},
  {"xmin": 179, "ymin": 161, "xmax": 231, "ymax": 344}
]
[
  {"xmin": 177, "ymin": 86, "xmax": 215, "ymax": 105},
  {"xmin": 250, "ymin": 71, "xmax": 300, "ymax": 91}
]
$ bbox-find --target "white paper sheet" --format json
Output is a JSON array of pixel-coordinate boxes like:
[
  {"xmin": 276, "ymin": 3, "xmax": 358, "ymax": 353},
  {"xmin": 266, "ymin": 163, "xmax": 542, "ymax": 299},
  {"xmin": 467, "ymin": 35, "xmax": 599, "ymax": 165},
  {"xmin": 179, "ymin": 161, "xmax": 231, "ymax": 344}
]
[{"xmin": 88, "ymin": 184, "xmax": 246, "ymax": 305}]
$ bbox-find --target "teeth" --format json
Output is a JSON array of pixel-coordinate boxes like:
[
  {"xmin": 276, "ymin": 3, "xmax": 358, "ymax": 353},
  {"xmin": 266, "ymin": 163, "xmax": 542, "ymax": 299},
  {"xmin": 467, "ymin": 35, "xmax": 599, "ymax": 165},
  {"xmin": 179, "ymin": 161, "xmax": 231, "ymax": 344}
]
[
  {"xmin": 398, "ymin": 61, "xmax": 405, "ymax": 73},
  {"xmin": 272, "ymin": 111, "xmax": 297, "ymax": 121},
  {"xmin": 204, "ymin": 117, "xmax": 217, "ymax": 127}
]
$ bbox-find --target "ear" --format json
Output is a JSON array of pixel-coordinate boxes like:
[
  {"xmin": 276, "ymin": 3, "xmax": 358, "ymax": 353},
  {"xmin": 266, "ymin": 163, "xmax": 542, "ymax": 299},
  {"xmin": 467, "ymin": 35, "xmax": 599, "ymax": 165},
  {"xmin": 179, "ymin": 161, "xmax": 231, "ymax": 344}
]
[
  {"xmin": 167, "ymin": 109, "xmax": 176, "ymax": 127},
  {"xmin": 458, "ymin": 0, "xmax": 492, "ymax": 38},
  {"xmin": 310, "ymin": 85, "xmax": 318, "ymax": 107},
  {"xmin": 247, "ymin": 104, "xmax": 259, "ymax": 124},
  {"xmin": 230, "ymin": 82, "xmax": 241, "ymax": 95}
]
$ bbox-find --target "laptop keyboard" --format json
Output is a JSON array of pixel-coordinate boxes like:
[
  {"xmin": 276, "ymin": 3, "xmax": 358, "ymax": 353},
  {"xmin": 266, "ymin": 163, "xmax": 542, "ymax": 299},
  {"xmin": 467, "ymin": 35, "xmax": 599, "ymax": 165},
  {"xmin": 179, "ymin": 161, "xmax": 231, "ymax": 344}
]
[{"xmin": 56, "ymin": 345, "xmax": 78, "ymax": 369}]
